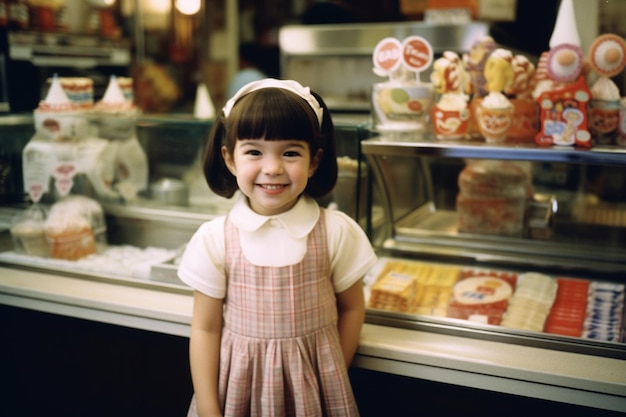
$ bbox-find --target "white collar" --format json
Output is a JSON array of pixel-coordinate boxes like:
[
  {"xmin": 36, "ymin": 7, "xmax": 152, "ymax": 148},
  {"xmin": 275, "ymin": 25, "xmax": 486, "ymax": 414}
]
[{"xmin": 229, "ymin": 195, "xmax": 320, "ymax": 239}]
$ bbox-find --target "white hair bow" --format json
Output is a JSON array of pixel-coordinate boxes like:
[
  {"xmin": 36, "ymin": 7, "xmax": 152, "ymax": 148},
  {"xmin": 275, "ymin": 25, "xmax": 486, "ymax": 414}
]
[{"xmin": 222, "ymin": 78, "xmax": 323, "ymax": 126}]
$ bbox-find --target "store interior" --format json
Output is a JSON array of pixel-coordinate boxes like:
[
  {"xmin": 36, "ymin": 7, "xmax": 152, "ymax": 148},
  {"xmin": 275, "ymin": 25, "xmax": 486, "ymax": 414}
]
[{"xmin": 1, "ymin": 1, "xmax": 626, "ymax": 416}]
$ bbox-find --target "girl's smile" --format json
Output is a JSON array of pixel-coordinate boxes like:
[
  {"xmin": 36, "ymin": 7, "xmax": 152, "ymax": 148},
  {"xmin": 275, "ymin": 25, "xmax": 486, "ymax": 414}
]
[
  {"xmin": 223, "ymin": 138, "xmax": 320, "ymax": 216},
  {"xmin": 259, "ymin": 184, "xmax": 288, "ymax": 192}
]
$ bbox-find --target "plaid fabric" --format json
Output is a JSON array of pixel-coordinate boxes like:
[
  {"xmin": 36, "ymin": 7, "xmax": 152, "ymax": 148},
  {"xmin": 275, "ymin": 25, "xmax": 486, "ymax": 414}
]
[{"xmin": 187, "ymin": 210, "xmax": 360, "ymax": 417}]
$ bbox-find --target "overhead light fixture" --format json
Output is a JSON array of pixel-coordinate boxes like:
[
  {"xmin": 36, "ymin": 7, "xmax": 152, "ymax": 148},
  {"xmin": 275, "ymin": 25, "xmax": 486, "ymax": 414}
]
[{"xmin": 175, "ymin": 0, "xmax": 201, "ymax": 15}]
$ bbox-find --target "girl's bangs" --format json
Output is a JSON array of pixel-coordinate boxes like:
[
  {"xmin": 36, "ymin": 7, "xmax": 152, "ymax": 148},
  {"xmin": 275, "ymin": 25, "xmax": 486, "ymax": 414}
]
[{"xmin": 233, "ymin": 91, "xmax": 316, "ymax": 142}]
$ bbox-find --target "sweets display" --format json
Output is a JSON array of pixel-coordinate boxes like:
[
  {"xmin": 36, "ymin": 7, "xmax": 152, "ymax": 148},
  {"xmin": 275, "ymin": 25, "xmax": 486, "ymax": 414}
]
[
  {"xmin": 32, "ymin": 74, "xmax": 92, "ymax": 142},
  {"xmin": 22, "ymin": 73, "xmax": 148, "ymax": 204},
  {"xmin": 500, "ymin": 272, "xmax": 557, "ymax": 331},
  {"xmin": 545, "ymin": 278, "xmax": 589, "ymax": 337},
  {"xmin": 430, "ymin": 51, "xmax": 471, "ymax": 140},
  {"xmin": 366, "ymin": 0, "xmax": 626, "ymax": 147},
  {"xmin": 507, "ymin": 55, "xmax": 539, "ymax": 140},
  {"xmin": 463, "ymin": 35, "xmax": 496, "ymax": 138},
  {"xmin": 447, "ymin": 268, "xmax": 517, "ymax": 325},
  {"xmin": 371, "ymin": 36, "xmax": 434, "ymax": 135},
  {"xmin": 368, "ymin": 259, "xmax": 459, "ymax": 315},
  {"xmin": 93, "ymin": 75, "xmax": 148, "ymax": 201},
  {"xmin": 587, "ymin": 34, "xmax": 626, "ymax": 145},
  {"xmin": 94, "ymin": 75, "xmax": 137, "ymax": 115},
  {"xmin": 58, "ymin": 77, "xmax": 94, "ymax": 109},
  {"xmin": 535, "ymin": 44, "xmax": 591, "ymax": 147},
  {"xmin": 10, "ymin": 204, "xmax": 50, "ymax": 258},
  {"xmin": 44, "ymin": 195, "xmax": 107, "ymax": 261},
  {"xmin": 366, "ymin": 258, "xmax": 625, "ymax": 343},
  {"xmin": 583, "ymin": 282, "xmax": 624, "ymax": 343},
  {"xmin": 476, "ymin": 48, "xmax": 515, "ymax": 143},
  {"xmin": 456, "ymin": 159, "xmax": 532, "ymax": 236}
]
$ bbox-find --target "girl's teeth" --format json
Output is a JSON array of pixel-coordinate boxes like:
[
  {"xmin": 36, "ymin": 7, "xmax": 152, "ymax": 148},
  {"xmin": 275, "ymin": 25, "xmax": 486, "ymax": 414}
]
[{"xmin": 263, "ymin": 185, "xmax": 283, "ymax": 190}]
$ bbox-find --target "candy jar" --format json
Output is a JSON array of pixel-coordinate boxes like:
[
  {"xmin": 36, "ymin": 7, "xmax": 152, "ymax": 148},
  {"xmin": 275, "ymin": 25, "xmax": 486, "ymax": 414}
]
[
  {"xmin": 430, "ymin": 51, "xmax": 471, "ymax": 140},
  {"xmin": 476, "ymin": 48, "xmax": 515, "ymax": 143}
]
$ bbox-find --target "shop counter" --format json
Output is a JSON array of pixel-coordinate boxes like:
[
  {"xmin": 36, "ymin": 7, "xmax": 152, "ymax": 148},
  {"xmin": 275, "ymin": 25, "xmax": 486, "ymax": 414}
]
[{"xmin": 1, "ymin": 266, "xmax": 624, "ymax": 413}]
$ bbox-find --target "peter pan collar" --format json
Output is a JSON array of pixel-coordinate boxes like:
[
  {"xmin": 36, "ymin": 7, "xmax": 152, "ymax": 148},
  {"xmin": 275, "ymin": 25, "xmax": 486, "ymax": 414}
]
[{"xmin": 229, "ymin": 195, "xmax": 320, "ymax": 239}]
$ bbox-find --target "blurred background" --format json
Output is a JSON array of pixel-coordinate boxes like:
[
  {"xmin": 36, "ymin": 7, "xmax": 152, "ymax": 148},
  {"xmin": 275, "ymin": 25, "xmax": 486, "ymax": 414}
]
[{"xmin": 1, "ymin": 0, "xmax": 625, "ymax": 114}]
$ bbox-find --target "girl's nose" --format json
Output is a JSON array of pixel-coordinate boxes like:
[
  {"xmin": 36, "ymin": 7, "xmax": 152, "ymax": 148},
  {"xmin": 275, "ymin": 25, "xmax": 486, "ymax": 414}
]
[{"xmin": 263, "ymin": 156, "xmax": 283, "ymax": 175}]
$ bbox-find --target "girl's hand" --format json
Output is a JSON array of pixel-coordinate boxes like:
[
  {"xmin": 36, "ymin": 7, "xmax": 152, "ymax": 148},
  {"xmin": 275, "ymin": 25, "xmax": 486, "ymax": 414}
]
[
  {"xmin": 336, "ymin": 279, "xmax": 366, "ymax": 366},
  {"xmin": 189, "ymin": 291, "xmax": 224, "ymax": 417}
]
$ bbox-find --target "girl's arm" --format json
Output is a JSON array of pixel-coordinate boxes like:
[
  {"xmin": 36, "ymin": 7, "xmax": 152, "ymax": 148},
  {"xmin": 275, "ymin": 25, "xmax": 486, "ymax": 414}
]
[
  {"xmin": 189, "ymin": 290, "xmax": 224, "ymax": 417},
  {"xmin": 335, "ymin": 279, "xmax": 366, "ymax": 366}
]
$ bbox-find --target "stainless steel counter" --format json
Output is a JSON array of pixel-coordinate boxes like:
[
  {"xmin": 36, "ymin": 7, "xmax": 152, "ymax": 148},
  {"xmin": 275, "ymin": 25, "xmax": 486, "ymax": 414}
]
[{"xmin": 1, "ymin": 266, "xmax": 624, "ymax": 413}]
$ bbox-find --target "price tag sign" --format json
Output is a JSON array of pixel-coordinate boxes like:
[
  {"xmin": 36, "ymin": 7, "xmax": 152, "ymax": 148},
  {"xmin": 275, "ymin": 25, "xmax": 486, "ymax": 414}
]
[
  {"xmin": 402, "ymin": 35, "xmax": 433, "ymax": 73},
  {"xmin": 373, "ymin": 37, "xmax": 402, "ymax": 75}
]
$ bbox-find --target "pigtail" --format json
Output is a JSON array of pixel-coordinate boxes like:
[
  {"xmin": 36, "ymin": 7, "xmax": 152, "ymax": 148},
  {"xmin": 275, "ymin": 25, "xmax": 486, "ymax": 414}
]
[
  {"xmin": 306, "ymin": 91, "xmax": 338, "ymax": 198},
  {"xmin": 203, "ymin": 112, "xmax": 238, "ymax": 198}
]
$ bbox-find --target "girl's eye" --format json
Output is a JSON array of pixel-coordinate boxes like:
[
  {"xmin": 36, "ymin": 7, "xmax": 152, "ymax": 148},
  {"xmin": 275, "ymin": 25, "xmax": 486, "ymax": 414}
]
[
  {"xmin": 283, "ymin": 150, "xmax": 301, "ymax": 157},
  {"xmin": 245, "ymin": 149, "xmax": 262, "ymax": 156}
]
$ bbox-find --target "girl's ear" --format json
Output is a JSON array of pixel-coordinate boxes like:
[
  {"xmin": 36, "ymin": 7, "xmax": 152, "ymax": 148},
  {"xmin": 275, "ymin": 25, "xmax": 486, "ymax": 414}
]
[
  {"xmin": 309, "ymin": 149, "xmax": 323, "ymax": 178},
  {"xmin": 221, "ymin": 145, "xmax": 237, "ymax": 176}
]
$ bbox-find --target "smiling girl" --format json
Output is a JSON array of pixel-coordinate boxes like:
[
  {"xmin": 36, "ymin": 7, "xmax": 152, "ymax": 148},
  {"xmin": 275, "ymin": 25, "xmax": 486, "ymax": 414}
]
[{"xmin": 178, "ymin": 79, "xmax": 377, "ymax": 417}]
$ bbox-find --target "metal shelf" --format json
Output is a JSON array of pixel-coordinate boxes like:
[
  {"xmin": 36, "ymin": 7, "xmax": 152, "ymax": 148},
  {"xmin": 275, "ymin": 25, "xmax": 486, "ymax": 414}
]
[{"xmin": 362, "ymin": 136, "xmax": 626, "ymax": 166}]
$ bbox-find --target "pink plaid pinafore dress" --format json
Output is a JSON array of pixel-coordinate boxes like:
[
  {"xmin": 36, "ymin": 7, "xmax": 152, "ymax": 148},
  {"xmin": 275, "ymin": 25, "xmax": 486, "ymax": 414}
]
[{"xmin": 187, "ymin": 210, "xmax": 359, "ymax": 417}]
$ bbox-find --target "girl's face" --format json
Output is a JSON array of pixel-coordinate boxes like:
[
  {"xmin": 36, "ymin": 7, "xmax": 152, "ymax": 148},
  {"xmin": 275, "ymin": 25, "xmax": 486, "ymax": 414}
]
[{"xmin": 222, "ymin": 139, "xmax": 321, "ymax": 216}]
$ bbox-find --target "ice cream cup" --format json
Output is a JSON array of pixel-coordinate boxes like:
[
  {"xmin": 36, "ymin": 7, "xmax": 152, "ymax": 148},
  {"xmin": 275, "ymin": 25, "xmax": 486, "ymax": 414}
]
[
  {"xmin": 508, "ymin": 98, "xmax": 539, "ymax": 142},
  {"xmin": 588, "ymin": 99, "xmax": 620, "ymax": 145},
  {"xmin": 432, "ymin": 105, "xmax": 470, "ymax": 140},
  {"xmin": 476, "ymin": 104, "xmax": 514, "ymax": 143},
  {"xmin": 371, "ymin": 82, "xmax": 434, "ymax": 133}
]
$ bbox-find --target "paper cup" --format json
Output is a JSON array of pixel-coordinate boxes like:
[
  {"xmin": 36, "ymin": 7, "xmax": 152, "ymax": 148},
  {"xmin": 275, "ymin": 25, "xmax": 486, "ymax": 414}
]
[
  {"xmin": 476, "ymin": 104, "xmax": 514, "ymax": 143},
  {"xmin": 432, "ymin": 105, "xmax": 470, "ymax": 140},
  {"xmin": 588, "ymin": 99, "xmax": 620, "ymax": 145},
  {"xmin": 508, "ymin": 98, "xmax": 539, "ymax": 142}
]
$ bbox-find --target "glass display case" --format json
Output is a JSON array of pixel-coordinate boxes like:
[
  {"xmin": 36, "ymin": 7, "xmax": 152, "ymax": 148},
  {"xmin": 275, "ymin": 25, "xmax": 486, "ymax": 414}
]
[
  {"xmin": 0, "ymin": 113, "xmax": 371, "ymax": 288},
  {"xmin": 362, "ymin": 134, "xmax": 626, "ymax": 360}
]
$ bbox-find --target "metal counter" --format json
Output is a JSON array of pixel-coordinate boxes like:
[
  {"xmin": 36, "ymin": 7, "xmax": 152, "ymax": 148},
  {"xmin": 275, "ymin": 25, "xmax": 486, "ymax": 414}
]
[{"xmin": 0, "ymin": 265, "xmax": 624, "ymax": 412}]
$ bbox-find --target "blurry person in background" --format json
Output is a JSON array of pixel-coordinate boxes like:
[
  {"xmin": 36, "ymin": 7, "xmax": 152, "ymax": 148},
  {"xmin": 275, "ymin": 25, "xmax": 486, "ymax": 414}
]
[{"xmin": 227, "ymin": 42, "xmax": 269, "ymax": 100}]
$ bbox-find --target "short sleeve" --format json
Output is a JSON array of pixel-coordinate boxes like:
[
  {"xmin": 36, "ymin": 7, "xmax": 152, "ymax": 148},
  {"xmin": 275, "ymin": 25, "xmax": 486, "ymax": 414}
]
[
  {"xmin": 177, "ymin": 217, "xmax": 227, "ymax": 298},
  {"xmin": 325, "ymin": 209, "xmax": 378, "ymax": 293}
]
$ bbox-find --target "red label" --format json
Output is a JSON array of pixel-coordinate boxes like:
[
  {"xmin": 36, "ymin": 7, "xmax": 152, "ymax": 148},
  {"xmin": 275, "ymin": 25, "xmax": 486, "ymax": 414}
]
[
  {"xmin": 402, "ymin": 36, "xmax": 433, "ymax": 72},
  {"xmin": 373, "ymin": 37, "xmax": 402, "ymax": 73}
]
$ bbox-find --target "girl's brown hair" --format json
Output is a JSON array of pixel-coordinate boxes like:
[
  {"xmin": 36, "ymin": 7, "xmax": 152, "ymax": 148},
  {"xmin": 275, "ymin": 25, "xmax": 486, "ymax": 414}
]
[{"xmin": 203, "ymin": 87, "xmax": 337, "ymax": 198}]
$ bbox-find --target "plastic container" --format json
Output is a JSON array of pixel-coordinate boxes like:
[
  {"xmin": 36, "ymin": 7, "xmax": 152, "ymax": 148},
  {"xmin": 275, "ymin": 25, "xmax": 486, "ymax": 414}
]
[
  {"xmin": 456, "ymin": 160, "xmax": 531, "ymax": 236},
  {"xmin": 10, "ymin": 204, "xmax": 50, "ymax": 257},
  {"xmin": 44, "ymin": 195, "xmax": 107, "ymax": 260}
]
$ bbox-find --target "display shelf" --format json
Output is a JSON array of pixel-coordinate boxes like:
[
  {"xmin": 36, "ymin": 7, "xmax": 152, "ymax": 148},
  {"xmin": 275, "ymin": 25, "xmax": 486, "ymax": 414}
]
[
  {"xmin": 363, "ymin": 135, "xmax": 626, "ymax": 274},
  {"xmin": 365, "ymin": 302, "xmax": 626, "ymax": 360},
  {"xmin": 386, "ymin": 202, "xmax": 626, "ymax": 274},
  {"xmin": 363, "ymin": 256, "xmax": 626, "ymax": 360},
  {"xmin": 362, "ymin": 137, "xmax": 626, "ymax": 166},
  {"xmin": 362, "ymin": 133, "xmax": 626, "ymax": 358}
]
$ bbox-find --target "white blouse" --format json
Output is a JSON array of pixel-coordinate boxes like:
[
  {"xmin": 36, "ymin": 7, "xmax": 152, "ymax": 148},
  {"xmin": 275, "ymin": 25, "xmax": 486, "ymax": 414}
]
[{"xmin": 178, "ymin": 195, "xmax": 377, "ymax": 299}]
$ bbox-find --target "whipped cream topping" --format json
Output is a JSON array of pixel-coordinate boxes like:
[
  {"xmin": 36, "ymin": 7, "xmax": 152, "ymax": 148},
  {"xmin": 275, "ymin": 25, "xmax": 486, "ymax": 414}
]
[
  {"xmin": 437, "ymin": 93, "xmax": 468, "ymax": 111},
  {"xmin": 95, "ymin": 75, "xmax": 137, "ymax": 113},
  {"xmin": 481, "ymin": 92, "xmax": 513, "ymax": 109},
  {"xmin": 37, "ymin": 75, "xmax": 74, "ymax": 112},
  {"xmin": 591, "ymin": 76, "xmax": 621, "ymax": 101}
]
